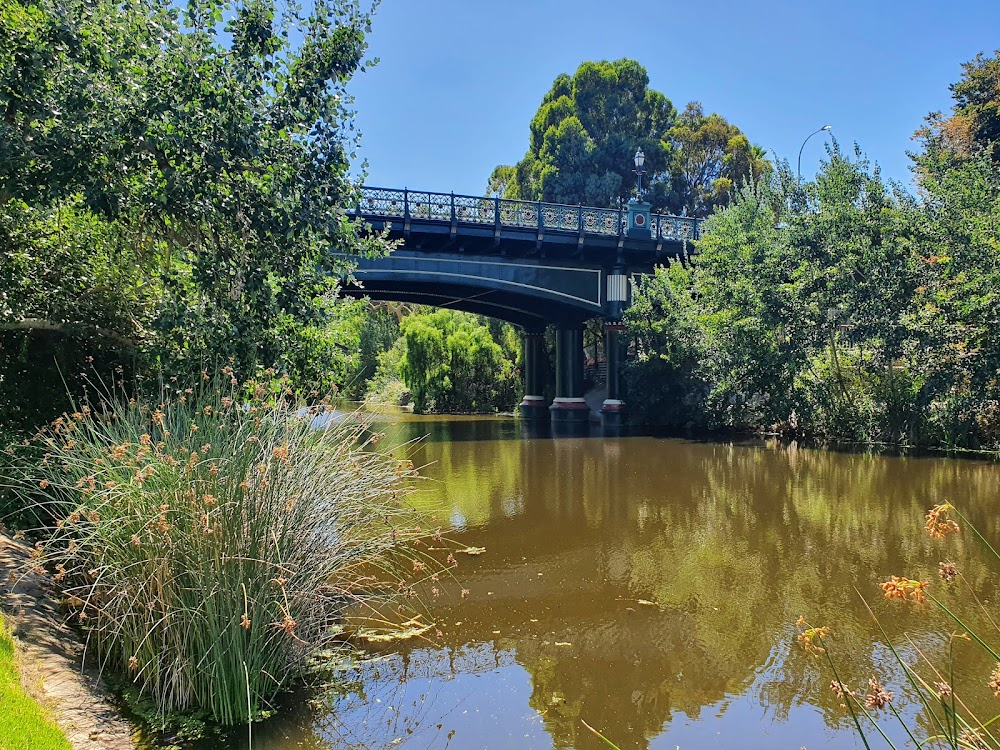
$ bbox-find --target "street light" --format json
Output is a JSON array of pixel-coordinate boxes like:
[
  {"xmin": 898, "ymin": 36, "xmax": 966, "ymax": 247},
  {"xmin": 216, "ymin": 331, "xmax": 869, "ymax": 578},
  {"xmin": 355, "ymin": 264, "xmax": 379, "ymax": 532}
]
[
  {"xmin": 797, "ymin": 125, "xmax": 832, "ymax": 182},
  {"xmin": 633, "ymin": 148, "xmax": 646, "ymax": 198}
]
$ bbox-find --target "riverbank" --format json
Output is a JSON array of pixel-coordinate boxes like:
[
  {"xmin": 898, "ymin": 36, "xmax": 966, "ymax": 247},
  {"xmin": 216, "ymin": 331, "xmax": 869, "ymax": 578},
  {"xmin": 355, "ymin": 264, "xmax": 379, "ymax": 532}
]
[{"xmin": 0, "ymin": 533, "xmax": 135, "ymax": 750}]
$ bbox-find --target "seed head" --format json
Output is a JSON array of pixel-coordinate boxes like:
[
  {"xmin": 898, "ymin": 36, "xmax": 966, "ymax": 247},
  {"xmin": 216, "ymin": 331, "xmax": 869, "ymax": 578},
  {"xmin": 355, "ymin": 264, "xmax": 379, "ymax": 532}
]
[
  {"xmin": 939, "ymin": 561, "xmax": 958, "ymax": 583},
  {"xmin": 989, "ymin": 664, "xmax": 1000, "ymax": 698},
  {"xmin": 865, "ymin": 676, "xmax": 892, "ymax": 710},
  {"xmin": 925, "ymin": 503, "xmax": 960, "ymax": 540},
  {"xmin": 881, "ymin": 576, "xmax": 928, "ymax": 604},
  {"xmin": 796, "ymin": 625, "xmax": 832, "ymax": 657}
]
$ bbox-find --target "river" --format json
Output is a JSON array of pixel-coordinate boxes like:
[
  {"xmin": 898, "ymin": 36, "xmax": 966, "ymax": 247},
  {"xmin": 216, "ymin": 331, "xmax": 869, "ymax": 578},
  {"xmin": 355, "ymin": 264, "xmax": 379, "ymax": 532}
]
[{"xmin": 245, "ymin": 414, "xmax": 1000, "ymax": 750}]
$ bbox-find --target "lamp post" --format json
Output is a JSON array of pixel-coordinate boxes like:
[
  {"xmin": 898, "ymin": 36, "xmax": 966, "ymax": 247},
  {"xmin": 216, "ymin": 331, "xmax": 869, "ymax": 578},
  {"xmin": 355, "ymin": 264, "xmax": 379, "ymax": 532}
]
[
  {"xmin": 633, "ymin": 148, "xmax": 646, "ymax": 198},
  {"xmin": 797, "ymin": 125, "xmax": 831, "ymax": 182}
]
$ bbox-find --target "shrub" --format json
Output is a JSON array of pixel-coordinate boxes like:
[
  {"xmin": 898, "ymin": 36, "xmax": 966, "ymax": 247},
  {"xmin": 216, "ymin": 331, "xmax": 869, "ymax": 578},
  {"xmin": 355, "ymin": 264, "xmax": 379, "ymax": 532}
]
[{"xmin": 9, "ymin": 372, "xmax": 430, "ymax": 726}]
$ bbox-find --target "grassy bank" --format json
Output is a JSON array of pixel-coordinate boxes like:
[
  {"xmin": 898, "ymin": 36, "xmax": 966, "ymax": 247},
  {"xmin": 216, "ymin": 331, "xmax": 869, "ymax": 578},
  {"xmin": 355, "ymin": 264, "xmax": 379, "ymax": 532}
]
[{"xmin": 0, "ymin": 615, "xmax": 72, "ymax": 750}]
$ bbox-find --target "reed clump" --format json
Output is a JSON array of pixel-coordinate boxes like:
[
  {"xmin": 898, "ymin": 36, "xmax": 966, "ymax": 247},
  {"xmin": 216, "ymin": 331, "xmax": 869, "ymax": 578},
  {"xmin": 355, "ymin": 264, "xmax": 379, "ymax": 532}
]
[{"xmin": 12, "ymin": 371, "xmax": 429, "ymax": 726}]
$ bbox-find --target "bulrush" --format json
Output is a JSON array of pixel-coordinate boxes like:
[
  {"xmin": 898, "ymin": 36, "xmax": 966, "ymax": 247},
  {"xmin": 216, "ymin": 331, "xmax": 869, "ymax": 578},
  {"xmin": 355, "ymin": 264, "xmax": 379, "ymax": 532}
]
[
  {"xmin": 795, "ymin": 617, "xmax": 832, "ymax": 657},
  {"xmin": 989, "ymin": 664, "xmax": 1000, "ymax": 698},
  {"xmin": 939, "ymin": 561, "xmax": 958, "ymax": 583},
  {"xmin": 17, "ymin": 372, "xmax": 436, "ymax": 726},
  {"xmin": 864, "ymin": 676, "xmax": 892, "ymax": 710}
]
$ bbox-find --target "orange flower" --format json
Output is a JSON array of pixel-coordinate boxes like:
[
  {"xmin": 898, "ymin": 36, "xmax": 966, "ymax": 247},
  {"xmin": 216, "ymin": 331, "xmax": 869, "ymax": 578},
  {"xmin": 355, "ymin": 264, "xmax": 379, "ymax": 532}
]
[
  {"xmin": 796, "ymin": 624, "xmax": 832, "ymax": 657},
  {"xmin": 881, "ymin": 576, "xmax": 928, "ymax": 604},
  {"xmin": 925, "ymin": 503, "xmax": 960, "ymax": 539}
]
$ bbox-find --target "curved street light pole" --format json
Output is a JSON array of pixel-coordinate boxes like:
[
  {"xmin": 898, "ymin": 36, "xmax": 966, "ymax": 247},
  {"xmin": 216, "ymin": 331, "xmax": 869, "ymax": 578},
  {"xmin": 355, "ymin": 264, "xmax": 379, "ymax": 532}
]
[{"xmin": 797, "ymin": 125, "xmax": 832, "ymax": 182}]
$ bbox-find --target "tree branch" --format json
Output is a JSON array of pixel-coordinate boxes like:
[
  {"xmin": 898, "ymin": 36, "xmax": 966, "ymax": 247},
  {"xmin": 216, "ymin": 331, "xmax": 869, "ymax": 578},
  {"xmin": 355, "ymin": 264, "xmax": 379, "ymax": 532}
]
[{"xmin": 0, "ymin": 318, "xmax": 139, "ymax": 348}]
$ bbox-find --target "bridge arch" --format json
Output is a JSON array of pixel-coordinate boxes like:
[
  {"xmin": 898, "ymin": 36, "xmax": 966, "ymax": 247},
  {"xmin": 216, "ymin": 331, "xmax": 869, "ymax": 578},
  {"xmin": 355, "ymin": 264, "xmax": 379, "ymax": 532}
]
[{"xmin": 343, "ymin": 186, "xmax": 702, "ymax": 429}]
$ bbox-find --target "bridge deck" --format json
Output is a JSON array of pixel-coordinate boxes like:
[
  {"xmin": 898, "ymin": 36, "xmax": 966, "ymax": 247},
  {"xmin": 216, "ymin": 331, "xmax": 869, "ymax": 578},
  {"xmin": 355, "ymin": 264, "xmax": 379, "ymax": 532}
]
[{"xmin": 350, "ymin": 186, "xmax": 700, "ymax": 259}]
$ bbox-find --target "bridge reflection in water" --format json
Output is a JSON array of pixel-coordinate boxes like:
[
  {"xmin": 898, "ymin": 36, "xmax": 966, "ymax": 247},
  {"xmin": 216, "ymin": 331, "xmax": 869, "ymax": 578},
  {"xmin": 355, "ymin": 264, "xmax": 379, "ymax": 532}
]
[
  {"xmin": 246, "ymin": 416, "xmax": 1000, "ymax": 750},
  {"xmin": 346, "ymin": 187, "xmax": 702, "ymax": 430}
]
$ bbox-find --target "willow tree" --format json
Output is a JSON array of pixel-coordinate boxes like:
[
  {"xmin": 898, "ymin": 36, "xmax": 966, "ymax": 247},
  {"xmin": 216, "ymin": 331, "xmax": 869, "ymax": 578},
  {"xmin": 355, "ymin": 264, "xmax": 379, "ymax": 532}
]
[{"xmin": 489, "ymin": 58, "xmax": 767, "ymax": 218}]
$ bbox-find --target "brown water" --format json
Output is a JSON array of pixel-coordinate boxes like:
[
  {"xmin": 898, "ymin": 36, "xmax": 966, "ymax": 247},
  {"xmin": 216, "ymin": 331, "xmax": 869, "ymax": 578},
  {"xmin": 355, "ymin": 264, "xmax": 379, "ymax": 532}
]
[{"xmin": 246, "ymin": 416, "xmax": 1000, "ymax": 750}]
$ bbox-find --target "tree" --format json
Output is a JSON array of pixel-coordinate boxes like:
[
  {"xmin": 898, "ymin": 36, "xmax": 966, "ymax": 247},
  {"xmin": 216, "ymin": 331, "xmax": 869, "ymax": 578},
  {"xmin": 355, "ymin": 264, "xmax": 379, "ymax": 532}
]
[
  {"xmin": 398, "ymin": 310, "xmax": 519, "ymax": 413},
  {"xmin": 655, "ymin": 102, "xmax": 769, "ymax": 216},
  {"xmin": 628, "ymin": 149, "xmax": 926, "ymax": 442},
  {"xmin": 914, "ymin": 51, "xmax": 1000, "ymax": 172},
  {"xmin": 489, "ymin": 59, "xmax": 766, "ymax": 218},
  {"xmin": 0, "ymin": 0, "xmax": 388, "ymax": 428}
]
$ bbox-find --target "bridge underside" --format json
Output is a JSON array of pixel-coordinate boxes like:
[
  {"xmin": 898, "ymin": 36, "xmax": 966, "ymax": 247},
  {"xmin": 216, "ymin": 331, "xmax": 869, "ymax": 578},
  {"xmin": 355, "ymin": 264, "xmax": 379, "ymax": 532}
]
[
  {"xmin": 339, "ymin": 187, "xmax": 702, "ymax": 431},
  {"xmin": 342, "ymin": 283, "xmax": 564, "ymax": 329},
  {"xmin": 340, "ymin": 251, "xmax": 607, "ymax": 328}
]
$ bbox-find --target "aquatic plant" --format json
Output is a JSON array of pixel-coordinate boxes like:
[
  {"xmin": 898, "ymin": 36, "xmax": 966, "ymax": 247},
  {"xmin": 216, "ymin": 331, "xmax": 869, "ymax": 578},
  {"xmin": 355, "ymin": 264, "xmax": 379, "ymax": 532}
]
[
  {"xmin": 8, "ymin": 371, "xmax": 437, "ymax": 726},
  {"xmin": 797, "ymin": 503, "xmax": 1000, "ymax": 749}
]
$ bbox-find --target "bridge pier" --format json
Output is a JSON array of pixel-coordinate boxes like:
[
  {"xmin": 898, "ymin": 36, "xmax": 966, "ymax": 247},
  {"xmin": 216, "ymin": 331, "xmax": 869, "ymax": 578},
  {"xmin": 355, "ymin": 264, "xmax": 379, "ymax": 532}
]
[
  {"xmin": 549, "ymin": 325, "xmax": 589, "ymax": 427},
  {"xmin": 519, "ymin": 330, "xmax": 549, "ymax": 420},
  {"xmin": 601, "ymin": 323, "xmax": 627, "ymax": 430}
]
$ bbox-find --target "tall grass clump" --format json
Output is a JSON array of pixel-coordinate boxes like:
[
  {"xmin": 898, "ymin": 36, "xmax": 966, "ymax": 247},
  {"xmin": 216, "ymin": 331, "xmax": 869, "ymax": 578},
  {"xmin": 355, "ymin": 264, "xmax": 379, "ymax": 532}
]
[
  {"xmin": 8, "ymin": 370, "xmax": 431, "ymax": 726},
  {"xmin": 797, "ymin": 503, "xmax": 1000, "ymax": 749}
]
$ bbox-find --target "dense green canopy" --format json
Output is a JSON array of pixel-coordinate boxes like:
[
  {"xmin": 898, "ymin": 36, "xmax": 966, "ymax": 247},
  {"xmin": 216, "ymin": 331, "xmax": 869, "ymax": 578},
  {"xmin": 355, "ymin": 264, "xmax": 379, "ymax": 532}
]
[
  {"xmin": 489, "ymin": 59, "xmax": 767, "ymax": 217},
  {"xmin": 0, "ymin": 0, "xmax": 388, "ymax": 429},
  {"xmin": 626, "ymin": 50, "xmax": 1000, "ymax": 449}
]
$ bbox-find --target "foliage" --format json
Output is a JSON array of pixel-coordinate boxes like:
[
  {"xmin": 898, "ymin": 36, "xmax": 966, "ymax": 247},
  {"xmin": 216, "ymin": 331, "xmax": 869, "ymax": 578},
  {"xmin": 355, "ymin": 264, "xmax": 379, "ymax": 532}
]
[
  {"xmin": 364, "ymin": 336, "xmax": 410, "ymax": 406},
  {"xmin": 0, "ymin": 0, "xmax": 390, "ymax": 431},
  {"xmin": 346, "ymin": 304, "xmax": 401, "ymax": 400},
  {"xmin": 398, "ymin": 309, "xmax": 520, "ymax": 413},
  {"xmin": 489, "ymin": 58, "xmax": 767, "ymax": 217},
  {"xmin": 915, "ymin": 50, "xmax": 1000, "ymax": 167},
  {"xmin": 0, "ymin": 615, "xmax": 73, "ymax": 750},
  {"xmin": 628, "ymin": 107, "xmax": 1000, "ymax": 450},
  {"xmin": 7, "ymin": 374, "xmax": 437, "ymax": 725}
]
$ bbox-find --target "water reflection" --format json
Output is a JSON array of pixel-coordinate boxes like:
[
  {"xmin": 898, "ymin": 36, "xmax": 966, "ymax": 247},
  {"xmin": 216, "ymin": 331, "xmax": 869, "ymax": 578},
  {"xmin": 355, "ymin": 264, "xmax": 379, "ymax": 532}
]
[{"xmin": 248, "ymin": 418, "xmax": 1000, "ymax": 750}]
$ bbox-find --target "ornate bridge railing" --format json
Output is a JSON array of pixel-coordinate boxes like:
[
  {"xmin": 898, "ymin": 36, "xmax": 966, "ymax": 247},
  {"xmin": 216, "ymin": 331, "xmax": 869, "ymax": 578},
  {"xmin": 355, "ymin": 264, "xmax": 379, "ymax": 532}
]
[{"xmin": 353, "ymin": 186, "xmax": 701, "ymax": 243}]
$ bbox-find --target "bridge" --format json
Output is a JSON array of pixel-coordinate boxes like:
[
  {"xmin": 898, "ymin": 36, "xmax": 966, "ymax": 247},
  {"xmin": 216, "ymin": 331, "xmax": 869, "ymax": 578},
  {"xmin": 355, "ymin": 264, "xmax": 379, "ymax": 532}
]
[{"xmin": 344, "ymin": 186, "xmax": 702, "ymax": 428}]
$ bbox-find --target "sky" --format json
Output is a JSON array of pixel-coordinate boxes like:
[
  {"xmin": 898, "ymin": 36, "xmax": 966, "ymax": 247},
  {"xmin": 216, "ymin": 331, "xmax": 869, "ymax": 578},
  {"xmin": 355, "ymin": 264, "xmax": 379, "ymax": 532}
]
[{"xmin": 346, "ymin": 0, "xmax": 1000, "ymax": 198}]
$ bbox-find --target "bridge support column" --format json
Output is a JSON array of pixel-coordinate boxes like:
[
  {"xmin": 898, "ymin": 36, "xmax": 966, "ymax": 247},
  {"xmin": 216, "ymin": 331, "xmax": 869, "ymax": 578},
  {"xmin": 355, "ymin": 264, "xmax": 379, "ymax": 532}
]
[
  {"xmin": 601, "ymin": 323, "xmax": 627, "ymax": 429},
  {"xmin": 519, "ymin": 330, "xmax": 549, "ymax": 420},
  {"xmin": 549, "ymin": 325, "xmax": 588, "ymax": 427}
]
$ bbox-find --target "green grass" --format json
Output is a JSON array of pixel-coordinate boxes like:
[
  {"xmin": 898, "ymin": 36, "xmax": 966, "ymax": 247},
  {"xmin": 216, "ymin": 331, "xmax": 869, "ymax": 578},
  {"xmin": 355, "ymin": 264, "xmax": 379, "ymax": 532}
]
[{"xmin": 0, "ymin": 615, "xmax": 72, "ymax": 750}]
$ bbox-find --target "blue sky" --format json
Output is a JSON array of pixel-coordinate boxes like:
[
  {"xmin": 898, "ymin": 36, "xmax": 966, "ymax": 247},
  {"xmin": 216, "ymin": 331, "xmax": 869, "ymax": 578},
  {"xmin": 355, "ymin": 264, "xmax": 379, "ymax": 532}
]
[{"xmin": 347, "ymin": 0, "xmax": 1000, "ymax": 198}]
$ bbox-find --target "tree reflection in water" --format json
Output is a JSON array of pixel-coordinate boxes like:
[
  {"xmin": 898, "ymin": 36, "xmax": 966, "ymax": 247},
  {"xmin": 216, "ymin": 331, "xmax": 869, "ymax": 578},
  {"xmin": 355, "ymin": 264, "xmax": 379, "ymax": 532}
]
[{"xmin": 244, "ymin": 416, "xmax": 1000, "ymax": 750}]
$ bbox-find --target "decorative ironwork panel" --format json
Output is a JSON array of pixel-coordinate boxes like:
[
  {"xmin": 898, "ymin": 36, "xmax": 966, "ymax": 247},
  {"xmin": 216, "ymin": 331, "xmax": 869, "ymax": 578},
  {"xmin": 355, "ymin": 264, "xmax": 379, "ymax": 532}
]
[
  {"xmin": 454, "ymin": 195, "xmax": 494, "ymax": 224},
  {"xmin": 407, "ymin": 191, "xmax": 451, "ymax": 221},
  {"xmin": 580, "ymin": 208, "xmax": 621, "ymax": 236},
  {"xmin": 498, "ymin": 199, "xmax": 538, "ymax": 229},
  {"xmin": 359, "ymin": 187, "xmax": 406, "ymax": 217},
  {"xmin": 655, "ymin": 215, "xmax": 699, "ymax": 242},
  {"xmin": 541, "ymin": 205, "xmax": 580, "ymax": 232}
]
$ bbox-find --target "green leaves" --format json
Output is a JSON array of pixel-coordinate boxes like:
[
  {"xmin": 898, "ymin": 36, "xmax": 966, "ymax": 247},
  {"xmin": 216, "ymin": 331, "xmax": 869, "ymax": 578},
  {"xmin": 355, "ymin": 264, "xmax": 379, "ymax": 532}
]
[
  {"xmin": 1, "ymin": 0, "xmax": 388, "ymax": 430},
  {"xmin": 489, "ymin": 58, "xmax": 766, "ymax": 217},
  {"xmin": 398, "ymin": 310, "xmax": 520, "ymax": 414}
]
